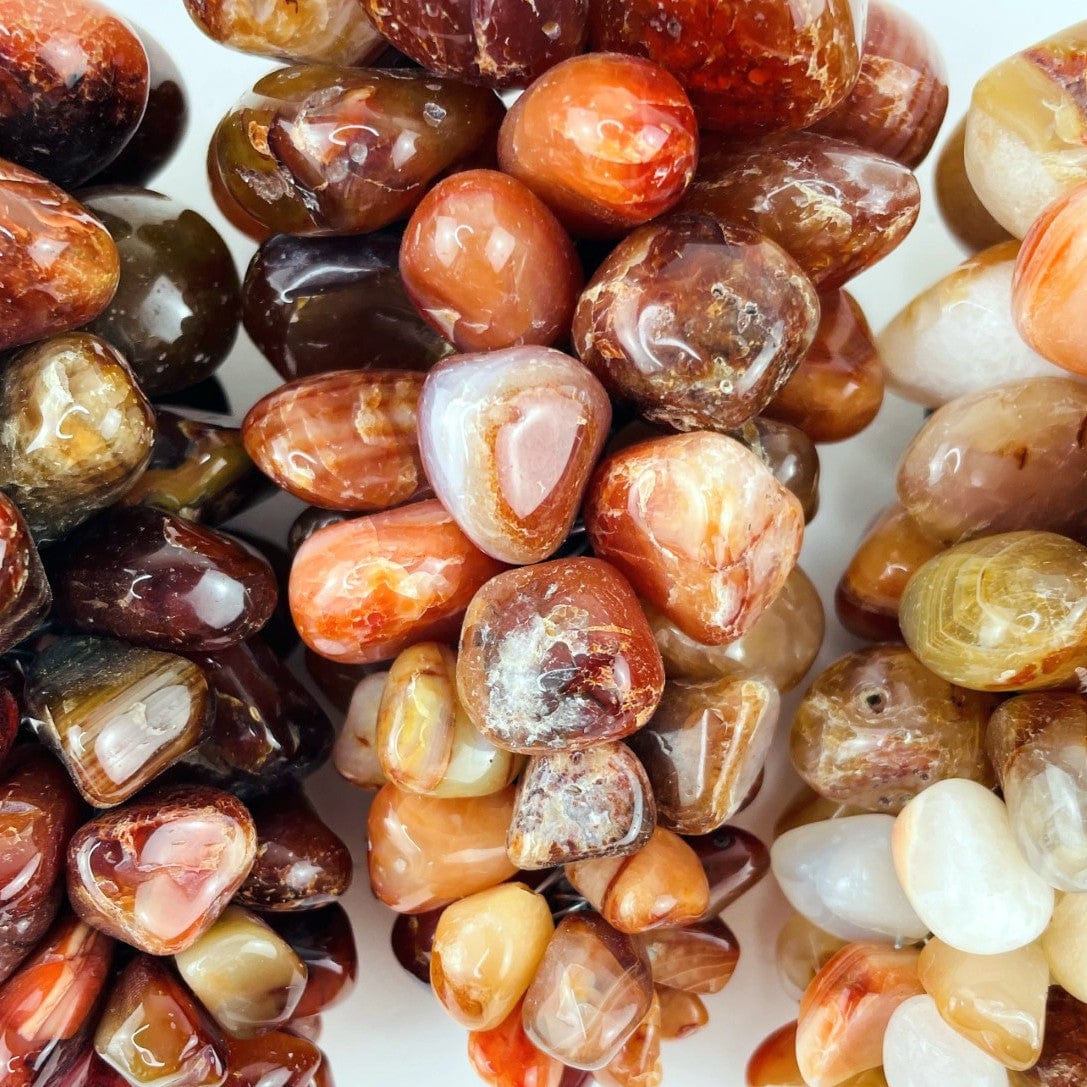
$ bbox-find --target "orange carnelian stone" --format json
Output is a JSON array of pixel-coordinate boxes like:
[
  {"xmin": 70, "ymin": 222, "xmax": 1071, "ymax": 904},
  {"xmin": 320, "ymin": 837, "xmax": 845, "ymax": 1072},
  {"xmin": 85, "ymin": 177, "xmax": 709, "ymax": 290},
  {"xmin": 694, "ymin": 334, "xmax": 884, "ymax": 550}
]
[
  {"xmin": 498, "ymin": 53, "xmax": 697, "ymax": 237},
  {"xmin": 289, "ymin": 500, "xmax": 507, "ymax": 664},
  {"xmin": 468, "ymin": 1000, "xmax": 569, "ymax": 1087}
]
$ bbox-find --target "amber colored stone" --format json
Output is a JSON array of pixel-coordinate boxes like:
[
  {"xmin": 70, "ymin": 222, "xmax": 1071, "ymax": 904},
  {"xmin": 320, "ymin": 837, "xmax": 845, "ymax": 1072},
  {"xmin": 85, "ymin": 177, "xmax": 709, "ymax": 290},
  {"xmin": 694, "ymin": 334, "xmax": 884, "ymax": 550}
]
[
  {"xmin": 790, "ymin": 644, "xmax": 997, "ymax": 814},
  {"xmin": 585, "ymin": 431, "xmax": 804, "ymax": 645},
  {"xmin": 175, "ymin": 906, "xmax": 307, "ymax": 1039},
  {"xmin": 900, "ymin": 531, "xmax": 1087, "ymax": 691},
  {"xmin": 646, "ymin": 567, "xmax": 824, "ymax": 693},
  {"xmin": 636, "ymin": 919, "xmax": 738, "ymax": 995},
  {"xmin": 766, "ymin": 290, "xmax": 884, "ymax": 443},
  {"xmin": 212, "ymin": 66, "xmax": 504, "ymax": 236},
  {"xmin": 935, "ymin": 118, "xmax": 1013, "ymax": 253},
  {"xmin": 0, "ymin": 493, "xmax": 50, "ymax": 654},
  {"xmin": 183, "ymin": 0, "xmax": 383, "ymax": 64},
  {"xmin": 236, "ymin": 789, "xmax": 351, "ymax": 912},
  {"xmin": 0, "ymin": 333, "xmax": 153, "ymax": 542},
  {"xmin": 391, "ymin": 908, "xmax": 442, "ymax": 985},
  {"xmin": 747, "ymin": 1022, "xmax": 805, "ymax": 1086},
  {"xmin": 401, "ymin": 170, "xmax": 581, "ymax": 352},
  {"xmin": 225, "ymin": 1032, "xmax": 321, "ymax": 1087},
  {"xmin": 420, "ymin": 349, "xmax": 611, "ymax": 564},
  {"xmin": 775, "ymin": 913, "xmax": 849, "ymax": 1001},
  {"xmin": 95, "ymin": 955, "xmax": 227, "ymax": 1087},
  {"xmin": 595, "ymin": 990, "xmax": 661, "ymax": 1087},
  {"xmin": 1014, "ymin": 986, "xmax": 1087, "ymax": 1086},
  {"xmin": 52, "ymin": 507, "xmax": 278, "ymax": 653},
  {"xmin": 0, "ymin": 0, "xmax": 148, "ymax": 187},
  {"xmin": 290, "ymin": 500, "xmax": 507, "ymax": 665},
  {"xmin": 269, "ymin": 904, "xmax": 357, "ymax": 1019},
  {"xmin": 457, "ymin": 558, "xmax": 664, "ymax": 752},
  {"xmin": 79, "ymin": 188, "xmax": 240, "ymax": 395},
  {"xmin": 683, "ymin": 133, "xmax": 920, "ymax": 291},
  {"xmin": 811, "ymin": 0, "xmax": 948, "ymax": 168},
  {"xmin": 656, "ymin": 988, "xmax": 708, "ymax": 1041},
  {"xmin": 26, "ymin": 635, "xmax": 212, "ymax": 808},
  {"xmin": 773, "ymin": 788, "xmax": 866, "ymax": 839},
  {"xmin": 734, "ymin": 417, "xmax": 822, "ymax": 525},
  {"xmin": 0, "ymin": 160, "xmax": 119, "ymax": 354},
  {"xmin": 685, "ymin": 826, "xmax": 771, "ymax": 919},
  {"xmin": 66, "ymin": 785, "xmax": 257, "ymax": 955},
  {"xmin": 630, "ymin": 674, "xmax": 779, "ymax": 835},
  {"xmin": 468, "ymin": 998, "xmax": 570, "ymax": 1087},
  {"xmin": 333, "ymin": 672, "xmax": 387, "ymax": 790},
  {"xmin": 242, "ymin": 231, "xmax": 451, "ymax": 382},
  {"xmin": 523, "ymin": 911, "xmax": 653, "ymax": 1070},
  {"xmin": 181, "ymin": 637, "xmax": 334, "ymax": 796},
  {"xmin": 497, "ymin": 54, "xmax": 697, "ymax": 237},
  {"xmin": 836, "ymin": 503, "xmax": 945, "ymax": 642},
  {"xmin": 0, "ymin": 915, "xmax": 113, "ymax": 1083},
  {"xmin": 243, "ymin": 370, "xmax": 427, "ymax": 512},
  {"xmin": 573, "ymin": 216, "xmax": 819, "ymax": 431},
  {"xmin": 367, "ymin": 783, "xmax": 517, "ymax": 913},
  {"xmin": 508, "ymin": 742, "xmax": 655, "ymax": 869},
  {"xmin": 566, "ymin": 828, "xmax": 709, "ymax": 934},
  {"xmin": 797, "ymin": 942, "xmax": 923, "ymax": 1087}
]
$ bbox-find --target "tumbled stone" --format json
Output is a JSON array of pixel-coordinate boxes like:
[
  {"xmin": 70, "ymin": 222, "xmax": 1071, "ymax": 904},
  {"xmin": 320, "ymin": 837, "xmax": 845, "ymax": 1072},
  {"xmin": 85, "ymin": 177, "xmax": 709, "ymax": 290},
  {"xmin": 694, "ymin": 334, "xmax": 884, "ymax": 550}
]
[{"xmin": 775, "ymin": 913, "xmax": 849, "ymax": 1001}]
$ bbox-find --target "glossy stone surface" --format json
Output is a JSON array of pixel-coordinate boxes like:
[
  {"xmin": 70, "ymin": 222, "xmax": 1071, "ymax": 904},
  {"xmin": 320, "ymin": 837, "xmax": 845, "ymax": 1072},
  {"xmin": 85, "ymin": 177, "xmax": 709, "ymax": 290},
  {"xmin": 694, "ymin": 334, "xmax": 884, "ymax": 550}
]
[
  {"xmin": 595, "ymin": 990, "xmax": 661, "ymax": 1087},
  {"xmin": 790, "ymin": 644, "xmax": 996, "ymax": 814},
  {"xmin": 290, "ymin": 500, "xmax": 507, "ymax": 665},
  {"xmin": 630, "ymin": 674, "xmax": 779, "ymax": 834},
  {"xmin": 497, "ymin": 54, "xmax": 697, "ymax": 237},
  {"xmin": 244, "ymin": 370, "xmax": 426, "ymax": 512},
  {"xmin": 775, "ymin": 913, "xmax": 849, "ymax": 1001},
  {"xmin": 66, "ymin": 785, "xmax": 257, "ymax": 955},
  {"xmin": 918, "ymin": 937, "xmax": 1048, "ymax": 1070},
  {"xmin": 585, "ymin": 432, "xmax": 804, "ymax": 645},
  {"xmin": 893, "ymin": 779, "xmax": 1054, "ymax": 954},
  {"xmin": 0, "ymin": 333, "xmax": 153, "ymax": 542},
  {"xmin": 589, "ymin": 0, "xmax": 864, "ymax": 135},
  {"xmin": 797, "ymin": 943, "xmax": 923, "ymax": 1087},
  {"xmin": 236, "ymin": 789, "xmax": 351, "ymax": 911},
  {"xmin": 1016, "ymin": 986, "xmax": 1087, "ymax": 1086},
  {"xmin": 646, "ymin": 567, "xmax": 823, "ymax": 693},
  {"xmin": 391, "ymin": 908, "xmax": 442, "ymax": 986},
  {"xmin": 685, "ymin": 826, "xmax": 771, "ymax": 918},
  {"xmin": 81, "ymin": 188, "xmax": 241, "ymax": 395},
  {"xmin": 0, "ymin": 494, "xmax": 50, "ymax": 654},
  {"xmin": 746, "ymin": 1022, "xmax": 806, "ymax": 1087},
  {"xmin": 94, "ymin": 955, "xmax": 227, "ymax": 1087},
  {"xmin": 0, "ymin": 914, "xmax": 113, "ymax": 1084},
  {"xmin": 565, "ymin": 828, "xmax": 709, "ymax": 934},
  {"xmin": 122, "ymin": 407, "xmax": 267, "ymax": 526},
  {"xmin": 935, "ymin": 118, "xmax": 1013, "ymax": 253},
  {"xmin": 270, "ymin": 903, "xmax": 356, "ymax": 1019},
  {"xmin": 883, "ymin": 994, "xmax": 1010, "ymax": 1087},
  {"xmin": 401, "ymin": 171, "xmax": 581, "ymax": 352},
  {"xmin": 52, "ymin": 507, "xmax": 278, "ymax": 653},
  {"xmin": 1043, "ymin": 894, "xmax": 1087, "ymax": 1007},
  {"xmin": 361, "ymin": 0, "xmax": 586, "ymax": 86},
  {"xmin": 683, "ymin": 133, "xmax": 919, "ymax": 290},
  {"xmin": 367, "ymin": 784, "xmax": 517, "ymax": 913},
  {"xmin": 468, "ymin": 999, "xmax": 570, "ymax": 1087},
  {"xmin": 573, "ymin": 217, "xmax": 819, "ymax": 431},
  {"xmin": 213, "ymin": 66, "xmax": 504, "ymax": 236},
  {"xmin": 811, "ymin": 0, "xmax": 948, "ymax": 167},
  {"xmin": 733, "ymin": 417, "xmax": 823, "ymax": 524},
  {"xmin": 420, "ymin": 350, "xmax": 610, "ymax": 564},
  {"xmin": 772, "ymin": 815, "xmax": 928, "ymax": 944},
  {"xmin": 242, "ymin": 231, "xmax": 451, "ymax": 382},
  {"xmin": 508, "ymin": 742, "xmax": 655, "ymax": 869},
  {"xmin": 637, "ymin": 919, "xmax": 738, "ymax": 995},
  {"xmin": 766, "ymin": 289, "xmax": 884, "ymax": 443},
  {"xmin": 774, "ymin": 789, "xmax": 867, "ymax": 838},
  {"xmin": 879, "ymin": 242, "xmax": 1061, "ymax": 407},
  {"xmin": 0, "ymin": 160, "xmax": 119, "ymax": 353},
  {"xmin": 333, "ymin": 672, "xmax": 387, "ymax": 790},
  {"xmin": 966, "ymin": 21, "xmax": 1087, "ymax": 238},
  {"xmin": 183, "ymin": 0, "xmax": 383, "ymax": 64},
  {"xmin": 900, "ymin": 531, "xmax": 1087, "ymax": 691},
  {"xmin": 522, "ymin": 911, "xmax": 653, "ymax": 1070},
  {"xmin": 175, "ymin": 906, "xmax": 307, "ymax": 1039},
  {"xmin": 457, "ymin": 558, "xmax": 663, "ymax": 752},
  {"xmin": 0, "ymin": 0, "xmax": 148, "ymax": 187},
  {"xmin": 657, "ymin": 988, "xmax": 708, "ymax": 1041},
  {"xmin": 27, "ymin": 635, "xmax": 212, "ymax": 808},
  {"xmin": 224, "ymin": 1033, "xmax": 322, "ymax": 1087},
  {"xmin": 836, "ymin": 503, "xmax": 945, "ymax": 642}
]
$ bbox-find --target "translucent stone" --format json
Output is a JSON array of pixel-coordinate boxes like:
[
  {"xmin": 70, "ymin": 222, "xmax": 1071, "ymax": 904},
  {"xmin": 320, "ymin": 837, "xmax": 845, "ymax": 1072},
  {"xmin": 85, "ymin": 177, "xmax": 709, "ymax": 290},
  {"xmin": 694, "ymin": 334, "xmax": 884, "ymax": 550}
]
[
  {"xmin": 1015, "ymin": 986, "xmax": 1087, "ymax": 1087},
  {"xmin": 746, "ymin": 1022, "xmax": 805, "ymax": 1086},
  {"xmin": 656, "ymin": 988, "xmax": 708, "ymax": 1040},
  {"xmin": 774, "ymin": 787, "xmax": 867, "ymax": 838},
  {"xmin": 419, "ymin": 349, "xmax": 611, "ymax": 564},
  {"xmin": 467, "ymin": 998, "xmax": 570, "ymax": 1087},
  {"xmin": 965, "ymin": 22, "xmax": 1087, "ymax": 238},
  {"xmin": 771, "ymin": 814, "xmax": 929, "ymax": 944},
  {"xmin": 595, "ymin": 990, "xmax": 662, "ymax": 1087},
  {"xmin": 332, "ymin": 673, "xmax": 388, "ymax": 790},
  {"xmin": 883, "ymin": 995, "xmax": 1010, "ymax": 1087},
  {"xmin": 507, "ymin": 742, "xmax": 655, "ymax": 869},
  {"xmin": 734, "ymin": 417, "xmax": 822, "ymax": 524},
  {"xmin": 892, "ymin": 779, "xmax": 1054, "ymax": 954},
  {"xmin": 0, "ymin": 493, "xmax": 49, "ymax": 655},
  {"xmin": 636, "ymin": 918, "xmax": 739, "ymax": 994},
  {"xmin": 897, "ymin": 378, "xmax": 1087, "ymax": 544},
  {"xmin": 935, "ymin": 117, "xmax": 1014, "ymax": 253},
  {"xmin": 1043, "ymin": 894, "xmax": 1087, "ymax": 1006},
  {"xmin": 790, "ymin": 644, "xmax": 996, "ymax": 814},
  {"xmin": 270, "ymin": 904, "xmax": 356, "ymax": 1018},
  {"xmin": 877, "ymin": 242, "xmax": 1063, "ymax": 407},
  {"xmin": 430, "ymin": 883, "xmax": 554, "ymax": 1031},
  {"xmin": 797, "ymin": 943, "xmax": 923, "ymax": 1087},
  {"xmin": 900, "ymin": 531, "xmax": 1087, "ymax": 692},
  {"xmin": 776, "ymin": 913, "xmax": 849, "ymax": 1001},
  {"xmin": 684, "ymin": 825, "xmax": 770, "ymax": 918},
  {"xmin": 629, "ymin": 674, "xmax": 780, "ymax": 834},
  {"xmin": 918, "ymin": 938, "xmax": 1048, "ymax": 1070}
]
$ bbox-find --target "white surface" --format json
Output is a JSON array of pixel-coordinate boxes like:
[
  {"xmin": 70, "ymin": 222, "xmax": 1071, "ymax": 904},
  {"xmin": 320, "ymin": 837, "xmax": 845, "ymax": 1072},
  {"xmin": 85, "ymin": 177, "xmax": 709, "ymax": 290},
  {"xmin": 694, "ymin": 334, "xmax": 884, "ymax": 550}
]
[{"xmin": 100, "ymin": 2, "xmax": 1083, "ymax": 1082}]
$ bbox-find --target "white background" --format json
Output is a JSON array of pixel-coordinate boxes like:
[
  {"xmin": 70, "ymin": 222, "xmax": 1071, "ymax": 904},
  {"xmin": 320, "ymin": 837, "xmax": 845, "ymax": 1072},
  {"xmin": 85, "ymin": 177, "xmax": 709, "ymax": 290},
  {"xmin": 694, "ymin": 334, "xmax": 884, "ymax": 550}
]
[{"xmin": 94, "ymin": 2, "xmax": 1082, "ymax": 1083}]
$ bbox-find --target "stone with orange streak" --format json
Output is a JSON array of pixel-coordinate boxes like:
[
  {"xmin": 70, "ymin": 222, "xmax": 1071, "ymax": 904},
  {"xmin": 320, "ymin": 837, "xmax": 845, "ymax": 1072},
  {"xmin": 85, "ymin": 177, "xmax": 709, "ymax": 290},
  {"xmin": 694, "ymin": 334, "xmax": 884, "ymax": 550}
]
[
  {"xmin": 467, "ymin": 999, "xmax": 570, "ymax": 1087},
  {"xmin": 595, "ymin": 991, "xmax": 662, "ymax": 1087},
  {"xmin": 656, "ymin": 989, "xmax": 708, "ymax": 1041}
]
